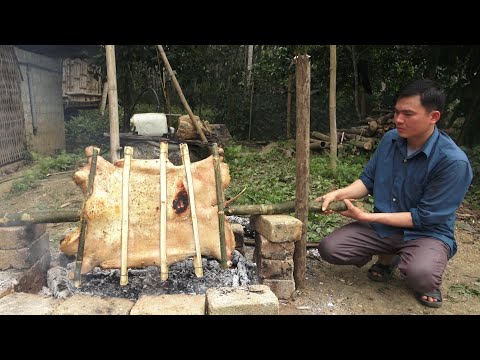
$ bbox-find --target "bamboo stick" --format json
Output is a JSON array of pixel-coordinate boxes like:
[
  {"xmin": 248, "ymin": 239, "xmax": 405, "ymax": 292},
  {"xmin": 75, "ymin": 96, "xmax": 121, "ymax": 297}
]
[
  {"xmin": 225, "ymin": 200, "xmax": 347, "ymax": 215},
  {"xmin": 180, "ymin": 143, "xmax": 203, "ymax": 277},
  {"xmin": 0, "ymin": 200, "xmax": 350, "ymax": 227},
  {"xmin": 156, "ymin": 45, "xmax": 208, "ymax": 144},
  {"xmin": 159, "ymin": 142, "xmax": 169, "ymax": 280},
  {"xmin": 212, "ymin": 144, "xmax": 227, "ymax": 269},
  {"xmin": 120, "ymin": 146, "xmax": 133, "ymax": 286},
  {"xmin": 74, "ymin": 147, "xmax": 100, "ymax": 287},
  {"xmin": 0, "ymin": 210, "xmax": 81, "ymax": 227},
  {"xmin": 105, "ymin": 46, "xmax": 120, "ymax": 163}
]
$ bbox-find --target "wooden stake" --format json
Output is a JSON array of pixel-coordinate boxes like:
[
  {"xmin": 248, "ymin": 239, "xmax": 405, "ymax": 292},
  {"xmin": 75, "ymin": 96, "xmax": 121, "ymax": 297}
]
[
  {"xmin": 212, "ymin": 144, "xmax": 227, "ymax": 269},
  {"xmin": 120, "ymin": 146, "xmax": 133, "ymax": 286},
  {"xmin": 159, "ymin": 142, "xmax": 169, "ymax": 280},
  {"xmin": 73, "ymin": 147, "xmax": 100, "ymax": 287},
  {"xmin": 180, "ymin": 143, "xmax": 203, "ymax": 277},
  {"xmin": 293, "ymin": 54, "xmax": 311, "ymax": 290}
]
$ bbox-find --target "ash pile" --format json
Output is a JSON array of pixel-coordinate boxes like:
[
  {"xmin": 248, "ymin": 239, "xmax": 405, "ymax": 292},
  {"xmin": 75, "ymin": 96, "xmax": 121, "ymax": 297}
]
[{"xmin": 43, "ymin": 250, "xmax": 257, "ymax": 301}]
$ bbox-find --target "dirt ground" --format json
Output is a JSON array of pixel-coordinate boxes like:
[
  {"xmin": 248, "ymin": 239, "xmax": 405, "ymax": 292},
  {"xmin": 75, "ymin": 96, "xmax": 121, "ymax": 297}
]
[{"xmin": 1, "ymin": 167, "xmax": 480, "ymax": 315}]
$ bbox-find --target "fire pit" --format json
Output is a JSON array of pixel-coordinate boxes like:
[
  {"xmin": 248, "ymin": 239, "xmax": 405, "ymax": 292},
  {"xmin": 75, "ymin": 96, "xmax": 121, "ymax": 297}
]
[{"xmin": 44, "ymin": 250, "xmax": 257, "ymax": 301}]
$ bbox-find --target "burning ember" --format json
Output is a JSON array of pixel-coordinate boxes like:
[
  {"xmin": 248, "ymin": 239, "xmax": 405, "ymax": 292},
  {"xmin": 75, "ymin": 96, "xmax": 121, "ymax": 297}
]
[{"xmin": 44, "ymin": 250, "xmax": 257, "ymax": 301}]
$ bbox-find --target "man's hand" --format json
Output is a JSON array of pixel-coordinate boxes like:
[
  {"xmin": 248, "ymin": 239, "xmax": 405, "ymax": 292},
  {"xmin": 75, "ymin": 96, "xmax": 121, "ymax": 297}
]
[
  {"xmin": 315, "ymin": 190, "xmax": 339, "ymax": 213},
  {"xmin": 338, "ymin": 199, "xmax": 366, "ymax": 221}
]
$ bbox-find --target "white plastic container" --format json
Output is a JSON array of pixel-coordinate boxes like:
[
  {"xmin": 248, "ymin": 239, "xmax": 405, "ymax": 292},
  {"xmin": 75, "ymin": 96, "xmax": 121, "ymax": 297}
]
[{"xmin": 130, "ymin": 113, "xmax": 168, "ymax": 136}]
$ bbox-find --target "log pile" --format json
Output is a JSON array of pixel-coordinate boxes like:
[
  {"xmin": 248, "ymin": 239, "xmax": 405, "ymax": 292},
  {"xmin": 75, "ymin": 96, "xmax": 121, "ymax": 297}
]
[{"xmin": 310, "ymin": 111, "xmax": 395, "ymax": 154}]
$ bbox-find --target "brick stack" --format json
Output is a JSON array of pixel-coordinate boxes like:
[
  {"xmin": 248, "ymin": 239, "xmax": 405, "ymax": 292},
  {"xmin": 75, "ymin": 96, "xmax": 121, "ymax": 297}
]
[{"xmin": 250, "ymin": 215, "xmax": 302, "ymax": 299}]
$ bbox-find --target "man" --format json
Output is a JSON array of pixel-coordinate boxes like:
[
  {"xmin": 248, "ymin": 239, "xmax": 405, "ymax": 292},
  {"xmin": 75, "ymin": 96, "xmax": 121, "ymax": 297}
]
[{"xmin": 316, "ymin": 79, "xmax": 473, "ymax": 308}]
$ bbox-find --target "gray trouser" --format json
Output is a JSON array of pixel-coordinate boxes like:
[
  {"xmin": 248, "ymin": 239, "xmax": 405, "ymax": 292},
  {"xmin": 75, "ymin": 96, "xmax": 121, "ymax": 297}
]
[{"xmin": 317, "ymin": 221, "xmax": 450, "ymax": 293}]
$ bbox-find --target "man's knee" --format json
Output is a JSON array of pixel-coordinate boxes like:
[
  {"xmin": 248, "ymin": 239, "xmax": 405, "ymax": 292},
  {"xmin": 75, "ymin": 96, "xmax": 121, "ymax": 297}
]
[
  {"xmin": 318, "ymin": 235, "xmax": 339, "ymax": 264},
  {"xmin": 403, "ymin": 262, "xmax": 442, "ymax": 293}
]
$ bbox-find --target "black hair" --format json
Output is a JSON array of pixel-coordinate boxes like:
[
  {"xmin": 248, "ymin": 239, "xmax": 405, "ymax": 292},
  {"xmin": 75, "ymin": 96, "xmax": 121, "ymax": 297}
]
[{"xmin": 397, "ymin": 79, "xmax": 446, "ymax": 113}]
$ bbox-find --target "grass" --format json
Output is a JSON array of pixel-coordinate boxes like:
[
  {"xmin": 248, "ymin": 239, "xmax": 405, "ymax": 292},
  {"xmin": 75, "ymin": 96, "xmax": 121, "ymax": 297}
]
[
  {"xmin": 225, "ymin": 141, "xmax": 369, "ymax": 241},
  {"xmin": 8, "ymin": 152, "xmax": 83, "ymax": 196}
]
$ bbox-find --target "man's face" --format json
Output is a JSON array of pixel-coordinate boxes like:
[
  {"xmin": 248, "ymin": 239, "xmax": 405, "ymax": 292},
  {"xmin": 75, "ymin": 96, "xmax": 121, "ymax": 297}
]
[{"xmin": 394, "ymin": 95, "xmax": 439, "ymax": 140}]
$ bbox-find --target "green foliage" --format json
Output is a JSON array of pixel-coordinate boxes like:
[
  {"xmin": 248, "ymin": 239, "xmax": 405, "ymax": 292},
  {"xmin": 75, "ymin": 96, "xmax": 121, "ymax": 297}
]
[
  {"xmin": 462, "ymin": 145, "xmax": 480, "ymax": 208},
  {"xmin": 226, "ymin": 142, "xmax": 369, "ymax": 242},
  {"xmin": 65, "ymin": 109, "xmax": 122, "ymax": 152},
  {"xmin": 449, "ymin": 282, "xmax": 480, "ymax": 297},
  {"xmin": 9, "ymin": 152, "xmax": 83, "ymax": 195}
]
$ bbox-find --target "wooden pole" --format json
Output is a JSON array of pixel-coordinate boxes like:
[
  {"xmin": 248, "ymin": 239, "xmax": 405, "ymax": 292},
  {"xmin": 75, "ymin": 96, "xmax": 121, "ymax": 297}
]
[
  {"xmin": 99, "ymin": 81, "xmax": 108, "ymax": 115},
  {"xmin": 73, "ymin": 147, "xmax": 99, "ymax": 287},
  {"xmin": 225, "ymin": 200, "xmax": 347, "ymax": 215},
  {"xmin": 106, "ymin": 46, "xmax": 120, "ymax": 163},
  {"xmin": 0, "ymin": 200, "xmax": 348, "ymax": 227},
  {"xmin": 156, "ymin": 45, "xmax": 208, "ymax": 144},
  {"xmin": 0, "ymin": 210, "xmax": 81, "ymax": 226},
  {"xmin": 286, "ymin": 74, "xmax": 292, "ymax": 139},
  {"xmin": 180, "ymin": 143, "xmax": 203, "ymax": 277},
  {"xmin": 329, "ymin": 45, "xmax": 338, "ymax": 174},
  {"xmin": 120, "ymin": 146, "xmax": 133, "ymax": 286},
  {"xmin": 159, "ymin": 142, "xmax": 169, "ymax": 280},
  {"xmin": 212, "ymin": 144, "xmax": 227, "ymax": 269},
  {"xmin": 293, "ymin": 54, "xmax": 310, "ymax": 290}
]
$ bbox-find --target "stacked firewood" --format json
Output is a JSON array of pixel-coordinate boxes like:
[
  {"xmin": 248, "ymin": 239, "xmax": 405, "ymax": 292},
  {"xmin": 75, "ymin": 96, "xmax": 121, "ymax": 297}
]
[{"xmin": 310, "ymin": 112, "xmax": 395, "ymax": 154}]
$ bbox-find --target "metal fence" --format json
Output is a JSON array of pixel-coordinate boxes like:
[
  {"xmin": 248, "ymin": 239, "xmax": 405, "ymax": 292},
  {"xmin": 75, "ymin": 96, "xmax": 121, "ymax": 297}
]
[{"xmin": 0, "ymin": 45, "xmax": 26, "ymax": 166}]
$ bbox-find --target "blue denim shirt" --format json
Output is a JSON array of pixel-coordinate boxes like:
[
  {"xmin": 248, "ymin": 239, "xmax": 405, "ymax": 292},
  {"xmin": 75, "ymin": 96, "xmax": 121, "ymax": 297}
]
[{"xmin": 359, "ymin": 127, "xmax": 473, "ymax": 258}]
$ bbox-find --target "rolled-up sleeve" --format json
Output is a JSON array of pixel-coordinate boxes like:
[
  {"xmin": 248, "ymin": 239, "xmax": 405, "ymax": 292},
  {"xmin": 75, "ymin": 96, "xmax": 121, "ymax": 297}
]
[
  {"xmin": 359, "ymin": 143, "xmax": 380, "ymax": 194},
  {"xmin": 410, "ymin": 160, "xmax": 473, "ymax": 229}
]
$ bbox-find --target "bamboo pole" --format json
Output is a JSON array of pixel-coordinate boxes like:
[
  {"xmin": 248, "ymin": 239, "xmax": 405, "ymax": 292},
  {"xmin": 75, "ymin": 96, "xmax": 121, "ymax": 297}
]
[
  {"xmin": 0, "ymin": 199, "xmax": 348, "ymax": 227},
  {"xmin": 120, "ymin": 146, "xmax": 133, "ymax": 286},
  {"xmin": 73, "ymin": 147, "xmax": 99, "ymax": 287},
  {"xmin": 212, "ymin": 144, "xmax": 227, "ymax": 269},
  {"xmin": 156, "ymin": 45, "xmax": 208, "ymax": 144},
  {"xmin": 159, "ymin": 142, "xmax": 169, "ymax": 280},
  {"xmin": 293, "ymin": 54, "xmax": 310, "ymax": 290},
  {"xmin": 106, "ymin": 46, "xmax": 120, "ymax": 163},
  {"xmin": 99, "ymin": 81, "xmax": 108, "ymax": 115},
  {"xmin": 286, "ymin": 74, "xmax": 292, "ymax": 139},
  {"xmin": 329, "ymin": 45, "xmax": 338, "ymax": 174},
  {"xmin": 0, "ymin": 210, "xmax": 81, "ymax": 227},
  {"xmin": 180, "ymin": 143, "xmax": 203, "ymax": 277},
  {"xmin": 225, "ymin": 200, "xmax": 347, "ymax": 215}
]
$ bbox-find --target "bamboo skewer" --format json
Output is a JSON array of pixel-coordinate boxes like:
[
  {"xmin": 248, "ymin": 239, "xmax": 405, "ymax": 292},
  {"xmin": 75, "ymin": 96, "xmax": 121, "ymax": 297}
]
[
  {"xmin": 74, "ymin": 147, "xmax": 100, "ymax": 287},
  {"xmin": 212, "ymin": 144, "xmax": 228, "ymax": 269},
  {"xmin": 120, "ymin": 146, "xmax": 133, "ymax": 286},
  {"xmin": 180, "ymin": 143, "xmax": 203, "ymax": 277},
  {"xmin": 159, "ymin": 142, "xmax": 169, "ymax": 281}
]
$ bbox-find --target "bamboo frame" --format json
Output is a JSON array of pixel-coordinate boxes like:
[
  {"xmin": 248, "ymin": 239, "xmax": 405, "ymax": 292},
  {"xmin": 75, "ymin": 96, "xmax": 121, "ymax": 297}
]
[
  {"xmin": 212, "ymin": 144, "xmax": 227, "ymax": 269},
  {"xmin": 180, "ymin": 143, "xmax": 203, "ymax": 277},
  {"xmin": 159, "ymin": 142, "xmax": 169, "ymax": 280},
  {"xmin": 120, "ymin": 146, "xmax": 133, "ymax": 286},
  {"xmin": 74, "ymin": 147, "xmax": 100, "ymax": 287}
]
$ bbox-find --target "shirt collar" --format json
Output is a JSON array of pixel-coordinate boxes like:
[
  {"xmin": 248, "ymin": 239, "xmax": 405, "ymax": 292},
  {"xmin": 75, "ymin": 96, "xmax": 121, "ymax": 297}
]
[{"xmin": 391, "ymin": 126, "xmax": 439, "ymax": 158}]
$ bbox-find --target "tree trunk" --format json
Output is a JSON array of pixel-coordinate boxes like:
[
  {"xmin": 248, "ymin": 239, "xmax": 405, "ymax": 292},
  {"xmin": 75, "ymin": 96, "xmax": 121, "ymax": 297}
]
[
  {"xmin": 294, "ymin": 54, "xmax": 310, "ymax": 290},
  {"xmin": 106, "ymin": 45, "xmax": 120, "ymax": 163},
  {"xmin": 99, "ymin": 81, "xmax": 108, "ymax": 115},
  {"xmin": 348, "ymin": 45, "xmax": 362, "ymax": 122},
  {"xmin": 329, "ymin": 45, "xmax": 338, "ymax": 174}
]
